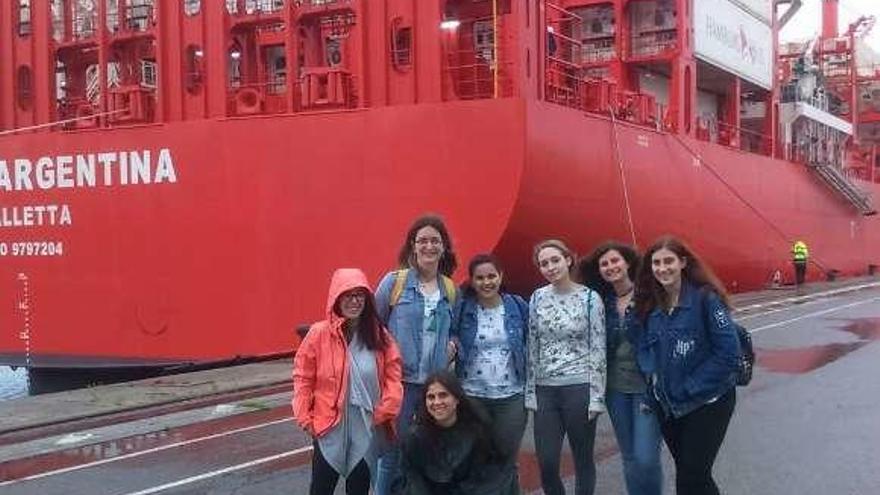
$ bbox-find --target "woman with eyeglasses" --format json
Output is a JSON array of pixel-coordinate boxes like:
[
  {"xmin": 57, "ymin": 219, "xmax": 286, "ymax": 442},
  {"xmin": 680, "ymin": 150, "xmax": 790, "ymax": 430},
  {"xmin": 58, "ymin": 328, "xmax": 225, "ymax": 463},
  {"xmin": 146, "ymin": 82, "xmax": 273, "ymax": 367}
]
[
  {"xmin": 374, "ymin": 214, "xmax": 460, "ymax": 495},
  {"xmin": 527, "ymin": 239, "xmax": 606, "ymax": 495},
  {"xmin": 292, "ymin": 268, "xmax": 403, "ymax": 495}
]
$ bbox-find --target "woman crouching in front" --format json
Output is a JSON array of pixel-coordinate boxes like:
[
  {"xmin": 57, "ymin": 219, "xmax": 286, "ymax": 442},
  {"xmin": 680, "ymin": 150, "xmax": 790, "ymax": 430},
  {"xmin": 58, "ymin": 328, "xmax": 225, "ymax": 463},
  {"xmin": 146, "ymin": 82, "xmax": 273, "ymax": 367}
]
[
  {"xmin": 401, "ymin": 371, "xmax": 517, "ymax": 495},
  {"xmin": 635, "ymin": 236, "xmax": 740, "ymax": 495},
  {"xmin": 292, "ymin": 268, "xmax": 403, "ymax": 495}
]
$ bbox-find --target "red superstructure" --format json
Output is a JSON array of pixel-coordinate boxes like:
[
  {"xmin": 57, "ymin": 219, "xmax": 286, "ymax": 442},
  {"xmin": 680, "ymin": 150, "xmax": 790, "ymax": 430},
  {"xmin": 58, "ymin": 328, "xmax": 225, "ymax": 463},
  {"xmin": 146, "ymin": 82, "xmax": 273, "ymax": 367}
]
[{"xmin": 1, "ymin": 0, "xmax": 879, "ymax": 369}]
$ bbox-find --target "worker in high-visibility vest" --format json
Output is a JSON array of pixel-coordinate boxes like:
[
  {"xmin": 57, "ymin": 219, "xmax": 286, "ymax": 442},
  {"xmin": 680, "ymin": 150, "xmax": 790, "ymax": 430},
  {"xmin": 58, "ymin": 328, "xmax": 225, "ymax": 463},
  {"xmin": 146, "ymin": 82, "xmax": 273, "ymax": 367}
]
[{"xmin": 792, "ymin": 240, "xmax": 809, "ymax": 287}]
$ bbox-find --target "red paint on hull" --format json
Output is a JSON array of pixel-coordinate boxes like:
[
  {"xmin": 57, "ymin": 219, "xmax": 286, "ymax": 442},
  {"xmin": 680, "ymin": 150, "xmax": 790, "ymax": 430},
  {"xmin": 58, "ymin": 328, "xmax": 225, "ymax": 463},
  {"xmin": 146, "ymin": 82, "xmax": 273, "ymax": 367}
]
[{"xmin": 2, "ymin": 98, "xmax": 879, "ymax": 367}]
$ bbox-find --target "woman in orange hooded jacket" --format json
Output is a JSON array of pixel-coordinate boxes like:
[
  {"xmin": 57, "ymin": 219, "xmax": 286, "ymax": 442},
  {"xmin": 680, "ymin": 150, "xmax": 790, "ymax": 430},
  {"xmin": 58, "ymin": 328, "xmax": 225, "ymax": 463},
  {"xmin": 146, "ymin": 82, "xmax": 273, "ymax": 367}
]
[{"xmin": 293, "ymin": 268, "xmax": 404, "ymax": 495}]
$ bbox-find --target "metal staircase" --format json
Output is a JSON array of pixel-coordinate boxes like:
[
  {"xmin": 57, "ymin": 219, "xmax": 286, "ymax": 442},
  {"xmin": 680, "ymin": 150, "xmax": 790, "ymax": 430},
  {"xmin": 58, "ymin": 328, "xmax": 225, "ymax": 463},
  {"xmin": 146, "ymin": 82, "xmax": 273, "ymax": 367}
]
[{"xmin": 808, "ymin": 161, "xmax": 876, "ymax": 215}]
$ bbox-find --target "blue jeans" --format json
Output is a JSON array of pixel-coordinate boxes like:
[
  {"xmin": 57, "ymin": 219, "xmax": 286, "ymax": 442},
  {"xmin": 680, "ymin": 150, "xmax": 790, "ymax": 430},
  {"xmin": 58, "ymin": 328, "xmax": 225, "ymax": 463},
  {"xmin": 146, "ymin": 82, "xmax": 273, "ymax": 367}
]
[
  {"xmin": 375, "ymin": 382, "xmax": 423, "ymax": 495},
  {"xmin": 606, "ymin": 390, "xmax": 663, "ymax": 495}
]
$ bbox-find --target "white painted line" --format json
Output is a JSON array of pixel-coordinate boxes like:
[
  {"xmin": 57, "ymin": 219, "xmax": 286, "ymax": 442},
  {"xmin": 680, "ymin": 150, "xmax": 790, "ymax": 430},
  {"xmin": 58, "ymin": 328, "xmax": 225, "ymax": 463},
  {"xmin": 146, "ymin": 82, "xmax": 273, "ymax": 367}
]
[
  {"xmin": 737, "ymin": 298, "xmax": 825, "ymax": 321},
  {"xmin": 735, "ymin": 281, "xmax": 880, "ymax": 313},
  {"xmin": 118, "ymin": 446, "xmax": 313, "ymax": 495},
  {"xmin": 0, "ymin": 417, "xmax": 293, "ymax": 487},
  {"xmin": 749, "ymin": 295, "xmax": 880, "ymax": 334},
  {"xmin": 54, "ymin": 432, "xmax": 95, "ymax": 446}
]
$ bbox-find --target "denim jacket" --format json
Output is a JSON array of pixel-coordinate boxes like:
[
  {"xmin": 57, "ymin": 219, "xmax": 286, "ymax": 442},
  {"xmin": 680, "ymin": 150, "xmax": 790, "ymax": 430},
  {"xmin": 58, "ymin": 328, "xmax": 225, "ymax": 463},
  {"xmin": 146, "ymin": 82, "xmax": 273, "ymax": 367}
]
[
  {"xmin": 452, "ymin": 293, "xmax": 529, "ymax": 388},
  {"xmin": 376, "ymin": 269, "xmax": 457, "ymax": 383},
  {"xmin": 637, "ymin": 283, "xmax": 740, "ymax": 418}
]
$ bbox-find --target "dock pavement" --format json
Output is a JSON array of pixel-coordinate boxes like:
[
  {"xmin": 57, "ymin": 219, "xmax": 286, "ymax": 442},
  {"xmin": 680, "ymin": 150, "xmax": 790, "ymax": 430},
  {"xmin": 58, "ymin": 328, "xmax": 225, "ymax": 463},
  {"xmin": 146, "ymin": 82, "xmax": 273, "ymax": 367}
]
[{"xmin": 1, "ymin": 275, "xmax": 879, "ymax": 489}]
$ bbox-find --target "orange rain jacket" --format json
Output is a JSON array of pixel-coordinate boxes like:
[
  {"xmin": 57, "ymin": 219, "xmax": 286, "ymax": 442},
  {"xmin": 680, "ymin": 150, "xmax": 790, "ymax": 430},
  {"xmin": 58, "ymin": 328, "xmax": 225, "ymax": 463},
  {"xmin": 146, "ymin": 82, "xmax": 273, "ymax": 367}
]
[{"xmin": 292, "ymin": 268, "xmax": 403, "ymax": 438}]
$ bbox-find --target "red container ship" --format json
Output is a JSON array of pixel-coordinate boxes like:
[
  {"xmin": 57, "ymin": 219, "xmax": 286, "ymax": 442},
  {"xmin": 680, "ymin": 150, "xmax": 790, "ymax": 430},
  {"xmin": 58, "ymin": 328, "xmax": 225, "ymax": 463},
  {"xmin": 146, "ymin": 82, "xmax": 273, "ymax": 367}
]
[{"xmin": 1, "ymin": 0, "xmax": 878, "ymax": 371}]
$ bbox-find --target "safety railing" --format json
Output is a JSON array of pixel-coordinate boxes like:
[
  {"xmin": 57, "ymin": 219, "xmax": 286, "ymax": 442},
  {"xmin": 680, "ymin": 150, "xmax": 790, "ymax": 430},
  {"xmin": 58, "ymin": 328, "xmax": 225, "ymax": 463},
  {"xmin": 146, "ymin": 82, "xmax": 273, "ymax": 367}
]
[
  {"xmin": 629, "ymin": 30, "xmax": 676, "ymax": 59},
  {"xmin": 695, "ymin": 119, "xmax": 773, "ymax": 156},
  {"xmin": 227, "ymin": 0, "xmax": 286, "ymax": 14},
  {"xmin": 72, "ymin": 9, "xmax": 99, "ymax": 40},
  {"xmin": 107, "ymin": 2, "xmax": 156, "ymax": 33},
  {"xmin": 292, "ymin": 0, "xmax": 347, "ymax": 8}
]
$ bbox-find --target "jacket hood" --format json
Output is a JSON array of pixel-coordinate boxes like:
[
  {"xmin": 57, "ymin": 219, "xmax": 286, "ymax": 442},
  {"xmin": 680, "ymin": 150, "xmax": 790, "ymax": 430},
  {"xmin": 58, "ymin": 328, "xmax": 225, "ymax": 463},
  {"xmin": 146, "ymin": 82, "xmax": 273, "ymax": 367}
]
[{"xmin": 325, "ymin": 268, "xmax": 373, "ymax": 320}]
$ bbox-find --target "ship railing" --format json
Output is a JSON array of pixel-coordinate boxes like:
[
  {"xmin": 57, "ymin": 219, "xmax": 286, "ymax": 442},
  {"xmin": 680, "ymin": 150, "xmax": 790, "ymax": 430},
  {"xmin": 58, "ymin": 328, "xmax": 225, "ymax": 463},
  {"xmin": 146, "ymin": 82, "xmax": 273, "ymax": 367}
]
[
  {"xmin": 545, "ymin": 73, "xmax": 660, "ymax": 129},
  {"xmin": 443, "ymin": 47, "xmax": 514, "ymax": 101},
  {"xmin": 703, "ymin": 121, "xmax": 774, "ymax": 157},
  {"xmin": 292, "ymin": 0, "xmax": 348, "ymax": 8},
  {"xmin": 444, "ymin": 62, "xmax": 514, "ymax": 100},
  {"xmin": 227, "ymin": 0, "xmax": 286, "ymax": 14},
  {"xmin": 72, "ymin": 10, "xmax": 99, "ymax": 40},
  {"xmin": 107, "ymin": 2, "xmax": 156, "ymax": 34},
  {"xmin": 545, "ymin": 65, "xmax": 582, "ymax": 109},
  {"xmin": 629, "ymin": 31, "xmax": 677, "ymax": 59}
]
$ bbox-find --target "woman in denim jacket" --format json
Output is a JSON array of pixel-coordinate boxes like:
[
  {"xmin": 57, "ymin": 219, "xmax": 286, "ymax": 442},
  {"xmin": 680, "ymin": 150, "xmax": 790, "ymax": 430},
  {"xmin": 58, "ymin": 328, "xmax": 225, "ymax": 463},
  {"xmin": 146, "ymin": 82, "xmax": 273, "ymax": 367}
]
[
  {"xmin": 373, "ymin": 214, "xmax": 459, "ymax": 495},
  {"xmin": 635, "ymin": 236, "xmax": 740, "ymax": 495},
  {"xmin": 453, "ymin": 254, "xmax": 528, "ymax": 490},
  {"xmin": 579, "ymin": 242, "xmax": 662, "ymax": 495}
]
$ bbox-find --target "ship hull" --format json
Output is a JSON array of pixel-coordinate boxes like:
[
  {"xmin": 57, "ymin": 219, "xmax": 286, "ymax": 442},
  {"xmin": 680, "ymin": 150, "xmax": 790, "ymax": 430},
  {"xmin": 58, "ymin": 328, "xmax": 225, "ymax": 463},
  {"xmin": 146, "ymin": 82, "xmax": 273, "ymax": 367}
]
[
  {"xmin": 498, "ymin": 100, "xmax": 880, "ymax": 293},
  {"xmin": 1, "ymin": 98, "xmax": 878, "ymax": 367}
]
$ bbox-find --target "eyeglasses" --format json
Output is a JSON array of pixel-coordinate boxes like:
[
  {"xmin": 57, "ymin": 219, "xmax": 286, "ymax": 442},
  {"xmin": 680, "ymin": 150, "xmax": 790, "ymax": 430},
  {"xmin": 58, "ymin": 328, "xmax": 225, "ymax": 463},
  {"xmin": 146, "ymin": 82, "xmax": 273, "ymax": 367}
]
[
  {"xmin": 414, "ymin": 237, "xmax": 443, "ymax": 246},
  {"xmin": 342, "ymin": 291, "xmax": 367, "ymax": 302}
]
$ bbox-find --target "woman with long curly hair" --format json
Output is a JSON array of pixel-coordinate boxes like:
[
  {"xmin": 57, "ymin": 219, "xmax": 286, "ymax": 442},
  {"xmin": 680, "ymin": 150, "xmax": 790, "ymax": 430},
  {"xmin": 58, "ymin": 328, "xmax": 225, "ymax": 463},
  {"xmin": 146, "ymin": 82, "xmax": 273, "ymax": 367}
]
[{"xmin": 579, "ymin": 241, "xmax": 662, "ymax": 495}]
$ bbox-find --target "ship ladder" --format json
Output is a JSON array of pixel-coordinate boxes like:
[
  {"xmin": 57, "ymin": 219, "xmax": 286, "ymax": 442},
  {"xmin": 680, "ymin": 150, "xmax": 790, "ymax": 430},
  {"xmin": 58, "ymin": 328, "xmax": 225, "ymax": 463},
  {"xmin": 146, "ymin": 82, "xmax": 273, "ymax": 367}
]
[{"xmin": 807, "ymin": 161, "xmax": 876, "ymax": 216}]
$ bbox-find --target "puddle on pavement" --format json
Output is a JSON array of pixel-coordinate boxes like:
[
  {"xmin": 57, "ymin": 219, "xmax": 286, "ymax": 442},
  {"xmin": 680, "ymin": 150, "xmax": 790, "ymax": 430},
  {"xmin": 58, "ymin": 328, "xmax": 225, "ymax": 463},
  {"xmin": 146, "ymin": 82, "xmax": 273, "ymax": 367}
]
[
  {"xmin": 757, "ymin": 318, "xmax": 880, "ymax": 375},
  {"xmin": 758, "ymin": 342, "xmax": 867, "ymax": 374}
]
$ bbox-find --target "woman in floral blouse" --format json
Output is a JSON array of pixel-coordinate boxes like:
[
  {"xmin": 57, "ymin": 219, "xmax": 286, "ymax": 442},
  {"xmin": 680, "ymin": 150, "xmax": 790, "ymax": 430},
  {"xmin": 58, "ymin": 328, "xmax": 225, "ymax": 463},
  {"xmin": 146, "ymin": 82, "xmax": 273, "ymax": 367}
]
[{"xmin": 526, "ymin": 239, "xmax": 606, "ymax": 495}]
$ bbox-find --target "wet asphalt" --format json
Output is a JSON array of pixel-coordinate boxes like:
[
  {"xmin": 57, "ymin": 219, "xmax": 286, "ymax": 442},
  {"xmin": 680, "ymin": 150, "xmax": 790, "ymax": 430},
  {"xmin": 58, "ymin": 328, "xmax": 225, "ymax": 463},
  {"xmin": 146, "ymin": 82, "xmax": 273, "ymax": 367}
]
[{"xmin": 1, "ymin": 287, "xmax": 879, "ymax": 494}]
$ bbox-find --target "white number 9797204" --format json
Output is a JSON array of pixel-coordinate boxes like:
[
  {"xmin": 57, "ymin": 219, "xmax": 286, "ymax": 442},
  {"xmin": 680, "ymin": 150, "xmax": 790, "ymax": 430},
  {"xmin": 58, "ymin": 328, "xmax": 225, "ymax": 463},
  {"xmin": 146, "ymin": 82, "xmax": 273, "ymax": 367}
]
[{"xmin": 0, "ymin": 241, "xmax": 65, "ymax": 257}]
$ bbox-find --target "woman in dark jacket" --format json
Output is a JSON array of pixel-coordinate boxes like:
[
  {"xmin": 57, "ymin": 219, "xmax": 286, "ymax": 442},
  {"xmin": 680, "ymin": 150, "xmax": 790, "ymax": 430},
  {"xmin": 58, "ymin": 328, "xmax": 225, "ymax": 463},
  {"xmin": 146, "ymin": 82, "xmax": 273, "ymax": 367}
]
[
  {"xmin": 579, "ymin": 242, "xmax": 662, "ymax": 495},
  {"xmin": 453, "ymin": 253, "xmax": 528, "ymax": 489},
  {"xmin": 635, "ymin": 236, "xmax": 741, "ymax": 495},
  {"xmin": 401, "ymin": 371, "xmax": 517, "ymax": 495}
]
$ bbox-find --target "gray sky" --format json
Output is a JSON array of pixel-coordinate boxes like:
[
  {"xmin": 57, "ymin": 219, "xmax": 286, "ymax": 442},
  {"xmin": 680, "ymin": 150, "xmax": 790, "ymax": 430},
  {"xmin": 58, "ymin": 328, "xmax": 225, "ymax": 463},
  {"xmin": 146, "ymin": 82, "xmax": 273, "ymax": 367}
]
[{"xmin": 779, "ymin": 0, "xmax": 880, "ymax": 50}]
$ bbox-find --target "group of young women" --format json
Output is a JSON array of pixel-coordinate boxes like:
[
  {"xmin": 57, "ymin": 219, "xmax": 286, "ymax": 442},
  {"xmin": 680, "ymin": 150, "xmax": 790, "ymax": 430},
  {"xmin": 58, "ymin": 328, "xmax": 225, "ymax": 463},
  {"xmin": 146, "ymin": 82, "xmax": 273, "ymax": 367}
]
[{"xmin": 292, "ymin": 214, "xmax": 743, "ymax": 495}]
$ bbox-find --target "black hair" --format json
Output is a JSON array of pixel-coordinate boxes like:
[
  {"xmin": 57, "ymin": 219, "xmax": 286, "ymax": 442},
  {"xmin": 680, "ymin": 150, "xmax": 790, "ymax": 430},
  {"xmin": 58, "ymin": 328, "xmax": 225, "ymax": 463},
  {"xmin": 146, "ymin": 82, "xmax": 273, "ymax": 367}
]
[
  {"xmin": 577, "ymin": 241, "xmax": 641, "ymax": 297},
  {"xmin": 460, "ymin": 253, "xmax": 505, "ymax": 298},
  {"xmin": 332, "ymin": 289, "xmax": 389, "ymax": 351}
]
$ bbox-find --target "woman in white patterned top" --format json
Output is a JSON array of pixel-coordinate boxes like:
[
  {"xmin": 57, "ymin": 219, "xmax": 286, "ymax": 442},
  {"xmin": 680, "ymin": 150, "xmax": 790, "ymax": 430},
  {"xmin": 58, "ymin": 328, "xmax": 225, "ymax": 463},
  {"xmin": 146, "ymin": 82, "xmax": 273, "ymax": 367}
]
[
  {"xmin": 453, "ymin": 253, "xmax": 529, "ymax": 491},
  {"xmin": 527, "ymin": 239, "xmax": 606, "ymax": 495}
]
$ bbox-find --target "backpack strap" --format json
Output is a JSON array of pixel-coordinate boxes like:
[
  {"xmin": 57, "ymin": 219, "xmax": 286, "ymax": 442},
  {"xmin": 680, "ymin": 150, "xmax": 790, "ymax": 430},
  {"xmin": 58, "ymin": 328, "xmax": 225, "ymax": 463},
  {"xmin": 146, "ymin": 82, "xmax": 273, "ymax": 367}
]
[
  {"xmin": 389, "ymin": 269, "xmax": 409, "ymax": 307},
  {"xmin": 441, "ymin": 275, "xmax": 457, "ymax": 307},
  {"xmin": 391, "ymin": 269, "xmax": 457, "ymax": 307}
]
